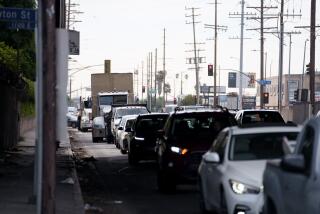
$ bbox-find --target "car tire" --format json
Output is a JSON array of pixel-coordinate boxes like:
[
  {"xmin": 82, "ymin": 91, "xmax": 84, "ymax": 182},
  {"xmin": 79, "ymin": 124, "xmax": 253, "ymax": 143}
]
[
  {"xmin": 128, "ymin": 151, "xmax": 138, "ymax": 165},
  {"xmin": 120, "ymin": 148, "xmax": 127, "ymax": 154},
  {"xmin": 92, "ymin": 137, "xmax": 98, "ymax": 143},
  {"xmin": 157, "ymin": 169, "xmax": 175, "ymax": 193},
  {"xmin": 219, "ymin": 189, "xmax": 228, "ymax": 214}
]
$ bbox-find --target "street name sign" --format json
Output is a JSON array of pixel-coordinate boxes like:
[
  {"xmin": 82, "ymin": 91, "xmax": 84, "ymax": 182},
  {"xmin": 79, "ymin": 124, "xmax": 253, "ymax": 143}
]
[{"xmin": 0, "ymin": 7, "xmax": 36, "ymax": 30}]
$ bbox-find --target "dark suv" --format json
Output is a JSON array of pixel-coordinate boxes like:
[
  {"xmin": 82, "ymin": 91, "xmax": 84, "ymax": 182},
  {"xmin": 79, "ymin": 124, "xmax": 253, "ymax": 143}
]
[
  {"xmin": 128, "ymin": 113, "xmax": 169, "ymax": 165},
  {"xmin": 156, "ymin": 109, "xmax": 237, "ymax": 192}
]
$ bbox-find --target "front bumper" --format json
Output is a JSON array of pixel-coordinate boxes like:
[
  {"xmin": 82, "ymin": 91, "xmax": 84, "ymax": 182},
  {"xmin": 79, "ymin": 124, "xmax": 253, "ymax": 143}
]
[{"xmin": 225, "ymin": 185, "xmax": 264, "ymax": 214}]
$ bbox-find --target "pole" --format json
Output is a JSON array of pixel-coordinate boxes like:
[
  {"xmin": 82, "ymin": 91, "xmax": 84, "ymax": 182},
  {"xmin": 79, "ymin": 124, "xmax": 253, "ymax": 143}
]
[
  {"xmin": 301, "ymin": 39, "xmax": 308, "ymax": 89},
  {"xmin": 42, "ymin": 0, "xmax": 57, "ymax": 213},
  {"xmin": 69, "ymin": 78, "xmax": 71, "ymax": 99},
  {"xmin": 288, "ymin": 34, "xmax": 292, "ymax": 76},
  {"xmin": 154, "ymin": 48, "xmax": 157, "ymax": 109},
  {"xmin": 310, "ymin": 0, "xmax": 316, "ymax": 115},
  {"xmin": 278, "ymin": 0, "xmax": 284, "ymax": 111},
  {"xmin": 239, "ymin": 0, "xmax": 245, "ymax": 109},
  {"xmin": 163, "ymin": 28, "xmax": 166, "ymax": 108},
  {"xmin": 67, "ymin": 0, "xmax": 71, "ymax": 29},
  {"xmin": 260, "ymin": 0, "xmax": 264, "ymax": 109},
  {"xmin": 265, "ymin": 52, "xmax": 267, "ymax": 80},
  {"xmin": 191, "ymin": 8, "xmax": 200, "ymax": 104},
  {"xmin": 35, "ymin": 0, "xmax": 43, "ymax": 212},
  {"xmin": 214, "ymin": 0, "xmax": 218, "ymax": 106},
  {"xmin": 141, "ymin": 61, "xmax": 144, "ymax": 102},
  {"xmin": 180, "ymin": 71, "xmax": 183, "ymax": 97},
  {"xmin": 150, "ymin": 52, "xmax": 153, "ymax": 110}
]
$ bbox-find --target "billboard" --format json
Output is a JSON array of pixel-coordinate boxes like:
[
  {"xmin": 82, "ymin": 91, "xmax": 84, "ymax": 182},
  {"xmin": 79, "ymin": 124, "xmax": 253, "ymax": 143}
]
[{"xmin": 228, "ymin": 72, "xmax": 237, "ymax": 88}]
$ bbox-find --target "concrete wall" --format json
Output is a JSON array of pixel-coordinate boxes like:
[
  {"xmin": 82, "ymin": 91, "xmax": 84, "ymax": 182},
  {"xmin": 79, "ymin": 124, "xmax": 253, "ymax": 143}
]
[{"xmin": 20, "ymin": 117, "xmax": 36, "ymax": 136}]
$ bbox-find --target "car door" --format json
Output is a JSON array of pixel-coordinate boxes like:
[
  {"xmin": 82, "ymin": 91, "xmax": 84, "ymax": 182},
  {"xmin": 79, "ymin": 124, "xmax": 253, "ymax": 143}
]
[
  {"xmin": 280, "ymin": 124, "xmax": 315, "ymax": 214},
  {"xmin": 205, "ymin": 131, "xmax": 229, "ymax": 210}
]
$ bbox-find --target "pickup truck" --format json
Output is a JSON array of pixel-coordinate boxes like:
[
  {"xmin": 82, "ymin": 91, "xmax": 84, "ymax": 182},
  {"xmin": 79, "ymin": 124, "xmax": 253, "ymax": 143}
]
[{"xmin": 263, "ymin": 117, "xmax": 320, "ymax": 214}]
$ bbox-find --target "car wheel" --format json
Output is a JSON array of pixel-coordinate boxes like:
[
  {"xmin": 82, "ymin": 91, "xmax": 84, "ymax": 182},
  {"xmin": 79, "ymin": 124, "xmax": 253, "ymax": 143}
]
[
  {"xmin": 157, "ymin": 169, "xmax": 175, "ymax": 193},
  {"xmin": 128, "ymin": 151, "xmax": 138, "ymax": 165},
  {"xmin": 120, "ymin": 148, "xmax": 127, "ymax": 154},
  {"xmin": 219, "ymin": 189, "xmax": 228, "ymax": 214}
]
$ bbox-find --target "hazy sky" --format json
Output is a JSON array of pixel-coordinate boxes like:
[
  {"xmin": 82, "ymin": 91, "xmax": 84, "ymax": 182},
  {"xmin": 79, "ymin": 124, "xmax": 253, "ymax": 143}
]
[{"xmin": 69, "ymin": 0, "xmax": 318, "ymax": 99}]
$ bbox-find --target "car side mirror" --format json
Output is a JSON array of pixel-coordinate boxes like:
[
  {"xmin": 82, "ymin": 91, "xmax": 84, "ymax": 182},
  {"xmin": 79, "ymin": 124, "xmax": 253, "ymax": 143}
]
[
  {"xmin": 125, "ymin": 127, "xmax": 132, "ymax": 132},
  {"xmin": 281, "ymin": 154, "xmax": 305, "ymax": 173},
  {"xmin": 203, "ymin": 152, "xmax": 220, "ymax": 163},
  {"xmin": 118, "ymin": 127, "xmax": 123, "ymax": 131},
  {"xmin": 156, "ymin": 129, "xmax": 165, "ymax": 138}
]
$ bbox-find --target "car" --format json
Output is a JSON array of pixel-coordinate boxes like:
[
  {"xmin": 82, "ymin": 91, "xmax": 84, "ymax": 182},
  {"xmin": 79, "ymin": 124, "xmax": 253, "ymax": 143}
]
[
  {"xmin": 111, "ymin": 105, "xmax": 150, "ymax": 143},
  {"xmin": 79, "ymin": 108, "xmax": 92, "ymax": 132},
  {"xmin": 198, "ymin": 125, "xmax": 301, "ymax": 214},
  {"xmin": 91, "ymin": 116, "xmax": 106, "ymax": 142},
  {"xmin": 156, "ymin": 109, "xmax": 237, "ymax": 192},
  {"xmin": 263, "ymin": 117, "xmax": 320, "ymax": 214},
  {"xmin": 128, "ymin": 113, "xmax": 169, "ymax": 165},
  {"xmin": 179, "ymin": 105, "xmax": 208, "ymax": 111},
  {"xmin": 235, "ymin": 109, "xmax": 285, "ymax": 126},
  {"xmin": 66, "ymin": 107, "xmax": 78, "ymax": 128},
  {"xmin": 116, "ymin": 115, "xmax": 137, "ymax": 153},
  {"xmin": 163, "ymin": 104, "xmax": 177, "ymax": 113}
]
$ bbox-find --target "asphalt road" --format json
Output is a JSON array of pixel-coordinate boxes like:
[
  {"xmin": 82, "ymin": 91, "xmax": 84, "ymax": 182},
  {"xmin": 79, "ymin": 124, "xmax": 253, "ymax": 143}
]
[{"xmin": 70, "ymin": 129, "xmax": 200, "ymax": 214}]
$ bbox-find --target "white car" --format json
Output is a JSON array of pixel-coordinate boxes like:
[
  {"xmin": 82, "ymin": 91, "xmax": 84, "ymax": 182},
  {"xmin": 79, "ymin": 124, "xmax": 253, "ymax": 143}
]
[
  {"xmin": 198, "ymin": 125, "xmax": 301, "ymax": 214},
  {"xmin": 116, "ymin": 115, "xmax": 137, "ymax": 154},
  {"xmin": 92, "ymin": 116, "xmax": 106, "ymax": 142}
]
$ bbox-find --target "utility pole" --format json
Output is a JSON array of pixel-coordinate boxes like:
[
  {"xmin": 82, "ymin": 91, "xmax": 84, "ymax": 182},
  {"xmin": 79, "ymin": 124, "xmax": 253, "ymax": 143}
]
[
  {"xmin": 154, "ymin": 48, "xmax": 157, "ymax": 110},
  {"xmin": 310, "ymin": 0, "xmax": 316, "ymax": 115},
  {"xmin": 301, "ymin": 39, "xmax": 309, "ymax": 89},
  {"xmin": 141, "ymin": 61, "xmax": 144, "ymax": 102},
  {"xmin": 150, "ymin": 52, "xmax": 153, "ymax": 110},
  {"xmin": 186, "ymin": 7, "xmax": 201, "ymax": 104},
  {"xmin": 162, "ymin": 28, "xmax": 166, "ymax": 108},
  {"xmin": 279, "ymin": 0, "xmax": 284, "ymax": 111},
  {"xmin": 247, "ymin": 2, "xmax": 278, "ymax": 109},
  {"xmin": 229, "ymin": 0, "xmax": 255, "ymax": 109},
  {"xmin": 41, "ymin": 0, "xmax": 57, "ymax": 213}
]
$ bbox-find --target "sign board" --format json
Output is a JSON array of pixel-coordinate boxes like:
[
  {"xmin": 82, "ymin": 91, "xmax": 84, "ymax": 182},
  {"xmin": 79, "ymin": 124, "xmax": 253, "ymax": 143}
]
[
  {"xmin": 288, "ymin": 80, "xmax": 299, "ymax": 102},
  {"xmin": 247, "ymin": 73, "xmax": 256, "ymax": 88},
  {"xmin": 228, "ymin": 72, "xmax": 237, "ymax": 88},
  {"xmin": 242, "ymin": 96, "xmax": 256, "ymax": 109},
  {"xmin": 69, "ymin": 30, "xmax": 80, "ymax": 55},
  {"xmin": 0, "ymin": 7, "xmax": 36, "ymax": 30},
  {"xmin": 200, "ymin": 86, "xmax": 226, "ymax": 94},
  {"xmin": 259, "ymin": 80, "xmax": 272, "ymax": 85}
]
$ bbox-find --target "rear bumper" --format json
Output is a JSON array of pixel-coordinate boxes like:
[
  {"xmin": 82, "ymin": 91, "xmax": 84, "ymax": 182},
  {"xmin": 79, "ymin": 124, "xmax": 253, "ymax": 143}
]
[{"xmin": 92, "ymin": 128, "xmax": 105, "ymax": 138}]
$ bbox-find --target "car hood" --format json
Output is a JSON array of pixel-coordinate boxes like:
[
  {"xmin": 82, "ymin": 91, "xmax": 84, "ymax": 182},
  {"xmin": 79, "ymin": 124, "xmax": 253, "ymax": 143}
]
[{"xmin": 227, "ymin": 160, "xmax": 267, "ymax": 187}]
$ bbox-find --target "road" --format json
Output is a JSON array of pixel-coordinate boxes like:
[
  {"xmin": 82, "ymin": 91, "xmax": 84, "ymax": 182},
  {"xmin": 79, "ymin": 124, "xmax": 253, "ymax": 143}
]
[{"xmin": 70, "ymin": 129, "xmax": 200, "ymax": 214}]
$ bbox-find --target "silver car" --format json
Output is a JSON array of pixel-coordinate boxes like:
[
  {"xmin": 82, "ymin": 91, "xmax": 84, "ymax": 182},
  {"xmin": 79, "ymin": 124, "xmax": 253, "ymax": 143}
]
[{"xmin": 92, "ymin": 116, "xmax": 106, "ymax": 143}]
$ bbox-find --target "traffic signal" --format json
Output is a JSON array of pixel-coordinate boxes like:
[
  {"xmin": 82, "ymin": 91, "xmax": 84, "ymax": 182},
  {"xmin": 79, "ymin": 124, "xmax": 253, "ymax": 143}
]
[
  {"xmin": 142, "ymin": 86, "xmax": 145, "ymax": 93},
  {"xmin": 306, "ymin": 63, "xmax": 310, "ymax": 74},
  {"xmin": 294, "ymin": 89, "xmax": 299, "ymax": 100},
  {"xmin": 208, "ymin": 64, "xmax": 213, "ymax": 76},
  {"xmin": 263, "ymin": 92, "xmax": 269, "ymax": 104}
]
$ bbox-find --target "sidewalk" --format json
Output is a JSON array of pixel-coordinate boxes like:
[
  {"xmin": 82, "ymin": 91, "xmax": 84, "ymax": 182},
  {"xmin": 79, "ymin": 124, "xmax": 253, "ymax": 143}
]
[{"xmin": 0, "ymin": 129, "xmax": 84, "ymax": 214}]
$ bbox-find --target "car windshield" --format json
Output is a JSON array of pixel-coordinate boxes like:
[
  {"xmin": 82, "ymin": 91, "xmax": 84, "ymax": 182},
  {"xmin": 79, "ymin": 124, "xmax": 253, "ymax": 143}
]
[
  {"xmin": 171, "ymin": 113, "xmax": 237, "ymax": 140},
  {"xmin": 242, "ymin": 111, "xmax": 284, "ymax": 124},
  {"xmin": 135, "ymin": 115, "xmax": 168, "ymax": 137},
  {"xmin": 115, "ymin": 108, "xmax": 148, "ymax": 118},
  {"xmin": 99, "ymin": 95, "xmax": 127, "ymax": 105},
  {"xmin": 229, "ymin": 132, "xmax": 299, "ymax": 161}
]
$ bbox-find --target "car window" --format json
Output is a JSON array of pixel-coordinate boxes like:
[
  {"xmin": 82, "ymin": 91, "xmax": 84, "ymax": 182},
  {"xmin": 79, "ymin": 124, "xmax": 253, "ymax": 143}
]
[
  {"xmin": 125, "ymin": 119, "xmax": 135, "ymax": 130},
  {"xmin": 115, "ymin": 108, "xmax": 149, "ymax": 118},
  {"xmin": 135, "ymin": 116, "xmax": 168, "ymax": 137},
  {"xmin": 242, "ymin": 111, "xmax": 284, "ymax": 124},
  {"xmin": 298, "ymin": 125, "xmax": 314, "ymax": 173},
  {"xmin": 229, "ymin": 132, "xmax": 299, "ymax": 161},
  {"xmin": 211, "ymin": 131, "xmax": 228, "ymax": 162}
]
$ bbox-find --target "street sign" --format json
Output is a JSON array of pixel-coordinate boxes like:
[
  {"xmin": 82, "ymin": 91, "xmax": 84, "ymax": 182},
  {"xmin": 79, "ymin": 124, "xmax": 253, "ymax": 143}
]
[
  {"xmin": 259, "ymin": 80, "xmax": 272, "ymax": 85},
  {"xmin": 69, "ymin": 30, "xmax": 80, "ymax": 55},
  {"xmin": 228, "ymin": 72, "xmax": 237, "ymax": 88},
  {"xmin": 0, "ymin": 7, "xmax": 36, "ymax": 22},
  {"xmin": 0, "ymin": 7, "xmax": 36, "ymax": 30}
]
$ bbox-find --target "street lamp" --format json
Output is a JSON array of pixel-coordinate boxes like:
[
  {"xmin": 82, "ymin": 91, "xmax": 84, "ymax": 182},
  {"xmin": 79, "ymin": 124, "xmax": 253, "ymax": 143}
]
[{"xmin": 68, "ymin": 64, "xmax": 103, "ymax": 99}]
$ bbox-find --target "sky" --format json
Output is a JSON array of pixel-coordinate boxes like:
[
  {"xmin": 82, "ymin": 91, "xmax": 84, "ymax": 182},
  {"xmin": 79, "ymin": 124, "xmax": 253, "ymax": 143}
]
[{"xmin": 68, "ymin": 0, "xmax": 319, "ymax": 100}]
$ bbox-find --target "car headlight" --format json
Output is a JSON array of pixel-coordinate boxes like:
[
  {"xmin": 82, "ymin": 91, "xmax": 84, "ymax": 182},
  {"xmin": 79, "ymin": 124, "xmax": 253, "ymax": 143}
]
[
  {"xmin": 134, "ymin": 137, "xmax": 144, "ymax": 141},
  {"xmin": 229, "ymin": 180, "xmax": 262, "ymax": 195},
  {"xmin": 170, "ymin": 146, "xmax": 188, "ymax": 155}
]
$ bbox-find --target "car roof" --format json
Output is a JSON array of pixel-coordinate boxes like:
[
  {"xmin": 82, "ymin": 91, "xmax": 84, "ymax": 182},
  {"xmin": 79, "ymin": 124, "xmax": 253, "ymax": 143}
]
[
  {"xmin": 227, "ymin": 125, "xmax": 302, "ymax": 135},
  {"xmin": 137, "ymin": 113, "xmax": 169, "ymax": 118},
  {"xmin": 238, "ymin": 109, "xmax": 280, "ymax": 112},
  {"xmin": 121, "ymin": 114, "xmax": 138, "ymax": 120},
  {"xmin": 172, "ymin": 109, "xmax": 229, "ymax": 115},
  {"xmin": 115, "ymin": 106, "xmax": 147, "ymax": 110}
]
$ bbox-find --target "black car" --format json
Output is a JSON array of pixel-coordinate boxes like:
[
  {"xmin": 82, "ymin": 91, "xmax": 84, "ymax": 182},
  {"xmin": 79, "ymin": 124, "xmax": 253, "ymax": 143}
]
[
  {"xmin": 128, "ymin": 113, "xmax": 169, "ymax": 165},
  {"xmin": 156, "ymin": 109, "xmax": 237, "ymax": 192},
  {"xmin": 234, "ymin": 109, "xmax": 285, "ymax": 126}
]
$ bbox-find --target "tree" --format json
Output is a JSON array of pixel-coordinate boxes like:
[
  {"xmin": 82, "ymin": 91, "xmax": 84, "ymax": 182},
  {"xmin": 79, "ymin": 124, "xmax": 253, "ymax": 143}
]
[{"xmin": 181, "ymin": 94, "xmax": 196, "ymax": 106}]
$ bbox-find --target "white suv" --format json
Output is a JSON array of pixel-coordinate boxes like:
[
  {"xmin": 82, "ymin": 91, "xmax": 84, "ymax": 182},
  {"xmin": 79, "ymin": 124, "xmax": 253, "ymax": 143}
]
[{"xmin": 198, "ymin": 125, "xmax": 301, "ymax": 214}]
